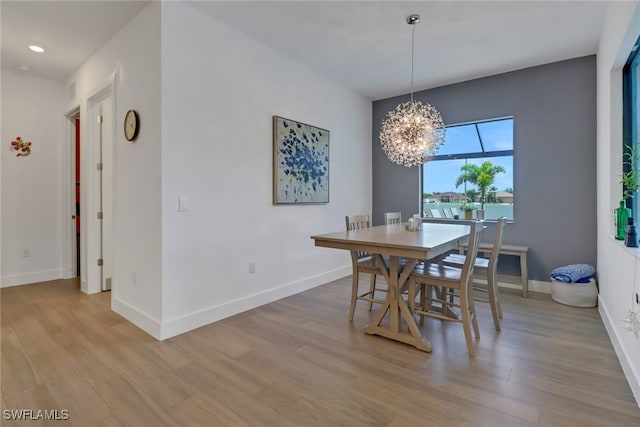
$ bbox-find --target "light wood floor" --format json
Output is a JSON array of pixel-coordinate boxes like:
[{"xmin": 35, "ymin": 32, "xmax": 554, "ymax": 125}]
[{"xmin": 1, "ymin": 277, "xmax": 639, "ymax": 426}]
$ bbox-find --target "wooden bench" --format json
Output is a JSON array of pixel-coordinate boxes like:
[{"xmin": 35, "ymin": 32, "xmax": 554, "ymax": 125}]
[{"xmin": 459, "ymin": 242, "xmax": 529, "ymax": 297}]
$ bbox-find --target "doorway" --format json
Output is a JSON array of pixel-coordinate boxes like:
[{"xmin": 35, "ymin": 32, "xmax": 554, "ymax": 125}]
[
  {"xmin": 65, "ymin": 107, "xmax": 81, "ymax": 284},
  {"xmin": 75, "ymin": 117, "xmax": 81, "ymax": 276}
]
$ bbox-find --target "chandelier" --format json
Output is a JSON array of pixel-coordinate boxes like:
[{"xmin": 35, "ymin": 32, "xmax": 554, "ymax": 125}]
[{"xmin": 380, "ymin": 14, "xmax": 446, "ymax": 167}]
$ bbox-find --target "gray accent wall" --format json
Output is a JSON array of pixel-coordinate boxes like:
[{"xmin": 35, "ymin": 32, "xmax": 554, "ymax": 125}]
[{"xmin": 372, "ymin": 56, "xmax": 597, "ymax": 281}]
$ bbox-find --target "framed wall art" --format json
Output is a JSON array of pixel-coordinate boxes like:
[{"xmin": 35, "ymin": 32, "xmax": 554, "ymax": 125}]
[{"xmin": 273, "ymin": 116, "xmax": 329, "ymax": 204}]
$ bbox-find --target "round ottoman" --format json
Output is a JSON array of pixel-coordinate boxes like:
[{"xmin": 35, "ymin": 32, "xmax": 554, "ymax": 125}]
[{"xmin": 551, "ymin": 277, "xmax": 598, "ymax": 307}]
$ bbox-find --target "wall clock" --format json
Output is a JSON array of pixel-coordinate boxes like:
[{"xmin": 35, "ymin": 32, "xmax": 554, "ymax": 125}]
[{"xmin": 124, "ymin": 109, "xmax": 139, "ymax": 141}]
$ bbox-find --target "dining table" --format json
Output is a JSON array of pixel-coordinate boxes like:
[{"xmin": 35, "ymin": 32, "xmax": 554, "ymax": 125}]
[{"xmin": 311, "ymin": 222, "xmax": 471, "ymax": 352}]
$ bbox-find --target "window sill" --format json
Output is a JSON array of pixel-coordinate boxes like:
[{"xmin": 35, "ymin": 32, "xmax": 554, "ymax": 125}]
[{"xmin": 608, "ymin": 234, "xmax": 640, "ymax": 258}]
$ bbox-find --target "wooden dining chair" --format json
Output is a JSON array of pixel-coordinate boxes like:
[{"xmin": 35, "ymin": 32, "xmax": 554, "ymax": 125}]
[
  {"xmin": 384, "ymin": 212, "xmax": 402, "ymax": 225},
  {"xmin": 441, "ymin": 217, "xmax": 507, "ymax": 330},
  {"xmin": 345, "ymin": 214, "xmax": 387, "ymax": 321},
  {"xmin": 408, "ymin": 220, "xmax": 485, "ymax": 356}
]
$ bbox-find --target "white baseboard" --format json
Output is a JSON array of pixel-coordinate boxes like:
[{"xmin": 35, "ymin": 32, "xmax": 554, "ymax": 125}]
[
  {"xmin": 598, "ymin": 296, "xmax": 640, "ymax": 407},
  {"xmin": 158, "ymin": 265, "xmax": 352, "ymax": 340},
  {"xmin": 1, "ymin": 269, "xmax": 62, "ymax": 288},
  {"xmin": 112, "ymin": 296, "xmax": 162, "ymax": 340},
  {"xmin": 497, "ymin": 279, "xmax": 551, "ymax": 294}
]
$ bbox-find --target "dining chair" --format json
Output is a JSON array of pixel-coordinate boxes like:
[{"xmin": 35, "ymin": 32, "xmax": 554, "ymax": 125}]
[
  {"xmin": 441, "ymin": 217, "xmax": 507, "ymax": 331},
  {"xmin": 345, "ymin": 214, "xmax": 387, "ymax": 321},
  {"xmin": 441, "ymin": 207, "xmax": 454, "ymax": 218},
  {"xmin": 408, "ymin": 220, "xmax": 485, "ymax": 356},
  {"xmin": 384, "ymin": 211, "xmax": 402, "ymax": 225}
]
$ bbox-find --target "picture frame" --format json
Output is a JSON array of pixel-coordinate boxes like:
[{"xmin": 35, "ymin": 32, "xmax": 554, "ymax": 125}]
[{"xmin": 273, "ymin": 116, "xmax": 329, "ymax": 204}]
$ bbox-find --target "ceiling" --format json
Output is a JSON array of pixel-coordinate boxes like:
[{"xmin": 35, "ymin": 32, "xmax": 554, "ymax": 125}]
[
  {"xmin": 2, "ymin": 1, "xmax": 608, "ymax": 100},
  {"xmin": 1, "ymin": 1, "xmax": 149, "ymax": 82}
]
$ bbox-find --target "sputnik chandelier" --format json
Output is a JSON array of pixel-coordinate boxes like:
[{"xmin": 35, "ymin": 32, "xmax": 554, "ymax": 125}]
[{"xmin": 380, "ymin": 14, "xmax": 446, "ymax": 167}]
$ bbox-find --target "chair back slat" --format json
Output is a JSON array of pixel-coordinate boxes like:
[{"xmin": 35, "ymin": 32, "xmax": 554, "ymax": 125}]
[
  {"xmin": 345, "ymin": 214, "xmax": 370, "ymax": 231},
  {"xmin": 384, "ymin": 212, "xmax": 402, "ymax": 225},
  {"xmin": 430, "ymin": 209, "xmax": 442, "ymax": 218},
  {"xmin": 460, "ymin": 220, "xmax": 485, "ymax": 286},
  {"xmin": 346, "ymin": 214, "xmax": 372, "ymax": 259},
  {"xmin": 488, "ymin": 217, "xmax": 507, "ymax": 271}
]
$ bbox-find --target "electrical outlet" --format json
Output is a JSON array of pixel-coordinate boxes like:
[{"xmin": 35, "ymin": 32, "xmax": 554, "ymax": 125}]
[
  {"xmin": 249, "ymin": 261, "xmax": 256, "ymax": 274},
  {"xmin": 624, "ymin": 310, "xmax": 640, "ymax": 338},
  {"xmin": 22, "ymin": 248, "xmax": 31, "ymax": 257}
]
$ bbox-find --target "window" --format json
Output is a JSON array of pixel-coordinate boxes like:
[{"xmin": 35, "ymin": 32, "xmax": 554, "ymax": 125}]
[
  {"xmin": 421, "ymin": 117, "xmax": 514, "ymax": 220},
  {"xmin": 623, "ymin": 37, "xmax": 640, "ymax": 215}
]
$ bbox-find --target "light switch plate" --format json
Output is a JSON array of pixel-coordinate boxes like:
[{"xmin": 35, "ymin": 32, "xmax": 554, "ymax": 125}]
[{"xmin": 178, "ymin": 197, "xmax": 189, "ymax": 212}]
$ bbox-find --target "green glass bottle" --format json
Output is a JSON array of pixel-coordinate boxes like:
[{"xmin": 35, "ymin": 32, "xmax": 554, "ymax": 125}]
[{"xmin": 615, "ymin": 201, "xmax": 632, "ymax": 240}]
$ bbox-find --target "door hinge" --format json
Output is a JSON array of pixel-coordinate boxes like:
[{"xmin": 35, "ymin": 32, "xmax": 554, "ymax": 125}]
[
  {"xmin": 97, "ymin": 258, "xmax": 103, "ymax": 266},
  {"xmin": 97, "ymin": 163, "xmax": 103, "ymax": 171},
  {"xmin": 97, "ymin": 212, "xmax": 103, "ymax": 220},
  {"xmin": 97, "ymin": 115, "xmax": 103, "ymax": 124}
]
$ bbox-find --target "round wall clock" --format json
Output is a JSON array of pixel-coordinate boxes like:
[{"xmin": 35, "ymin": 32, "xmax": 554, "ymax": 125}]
[{"xmin": 124, "ymin": 109, "xmax": 139, "ymax": 141}]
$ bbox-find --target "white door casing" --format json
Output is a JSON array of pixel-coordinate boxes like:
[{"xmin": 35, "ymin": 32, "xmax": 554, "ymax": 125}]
[{"xmin": 85, "ymin": 75, "xmax": 115, "ymax": 294}]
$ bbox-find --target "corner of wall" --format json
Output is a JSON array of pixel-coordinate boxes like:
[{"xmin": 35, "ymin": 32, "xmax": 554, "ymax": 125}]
[{"xmin": 111, "ymin": 296, "xmax": 163, "ymax": 340}]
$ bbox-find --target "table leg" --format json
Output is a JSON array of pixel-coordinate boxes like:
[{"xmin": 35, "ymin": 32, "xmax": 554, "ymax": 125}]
[
  {"xmin": 521, "ymin": 252, "xmax": 528, "ymax": 298},
  {"xmin": 363, "ymin": 256, "xmax": 432, "ymax": 352}
]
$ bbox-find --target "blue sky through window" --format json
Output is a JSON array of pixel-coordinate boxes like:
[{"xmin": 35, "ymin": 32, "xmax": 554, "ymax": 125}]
[{"xmin": 422, "ymin": 118, "xmax": 513, "ymax": 194}]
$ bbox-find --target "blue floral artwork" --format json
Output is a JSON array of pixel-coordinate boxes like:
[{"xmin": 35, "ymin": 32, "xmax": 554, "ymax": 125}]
[{"xmin": 273, "ymin": 116, "xmax": 329, "ymax": 204}]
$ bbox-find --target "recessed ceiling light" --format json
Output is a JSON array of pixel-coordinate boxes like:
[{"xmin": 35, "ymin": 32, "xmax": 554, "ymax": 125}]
[{"xmin": 29, "ymin": 45, "xmax": 44, "ymax": 53}]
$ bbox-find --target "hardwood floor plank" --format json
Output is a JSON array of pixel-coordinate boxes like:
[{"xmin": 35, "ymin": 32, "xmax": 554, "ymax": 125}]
[
  {"xmin": 89, "ymin": 414, "xmax": 127, "ymax": 427},
  {"xmin": 2, "ymin": 277, "xmax": 639, "ymax": 426},
  {"xmin": 44, "ymin": 373, "xmax": 112, "ymax": 426},
  {"xmin": 174, "ymin": 363, "xmax": 297, "ymax": 427},
  {"xmin": 170, "ymin": 396, "xmax": 251, "ymax": 427},
  {"xmin": 94, "ymin": 375, "xmax": 179, "ymax": 427},
  {"xmin": 0, "ymin": 327, "xmax": 42, "ymax": 396},
  {"xmin": 3, "ymin": 384, "xmax": 60, "ymax": 427}
]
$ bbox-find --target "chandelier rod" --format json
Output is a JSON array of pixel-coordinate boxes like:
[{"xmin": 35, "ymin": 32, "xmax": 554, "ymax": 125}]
[{"xmin": 410, "ymin": 19, "xmax": 415, "ymax": 101}]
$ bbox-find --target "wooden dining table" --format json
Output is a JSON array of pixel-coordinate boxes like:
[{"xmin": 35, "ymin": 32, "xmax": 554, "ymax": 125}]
[{"xmin": 311, "ymin": 222, "xmax": 471, "ymax": 352}]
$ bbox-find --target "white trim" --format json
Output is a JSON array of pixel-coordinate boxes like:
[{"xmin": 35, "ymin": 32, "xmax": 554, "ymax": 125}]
[
  {"xmin": 1, "ymin": 269, "xmax": 63, "ymax": 288},
  {"xmin": 599, "ymin": 296, "xmax": 640, "ymax": 407},
  {"xmin": 112, "ymin": 296, "xmax": 162, "ymax": 339},
  {"xmin": 159, "ymin": 266, "xmax": 352, "ymax": 340},
  {"xmin": 84, "ymin": 71, "xmax": 117, "ymax": 295}
]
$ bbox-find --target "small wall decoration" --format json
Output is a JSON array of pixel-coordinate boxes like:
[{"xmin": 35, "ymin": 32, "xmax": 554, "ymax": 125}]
[
  {"xmin": 11, "ymin": 136, "xmax": 31, "ymax": 157},
  {"xmin": 124, "ymin": 109, "xmax": 139, "ymax": 141},
  {"xmin": 273, "ymin": 116, "xmax": 329, "ymax": 204}
]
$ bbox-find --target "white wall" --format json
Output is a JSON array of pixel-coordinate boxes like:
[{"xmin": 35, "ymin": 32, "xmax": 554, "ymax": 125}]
[
  {"xmin": 1, "ymin": 70, "xmax": 65, "ymax": 286},
  {"xmin": 66, "ymin": 3, "xmax": 163, "ymax": 333},
  {"xmin": 159, "ymin": 2, "xmax": 372, "ymax": 338},
  {"xmin": 597, "ymin": 0, "xmax": 640, "ymax": 406}
]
